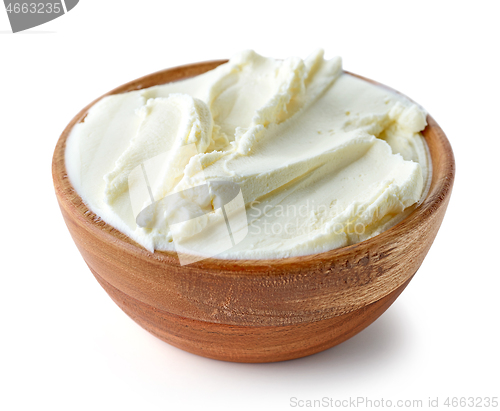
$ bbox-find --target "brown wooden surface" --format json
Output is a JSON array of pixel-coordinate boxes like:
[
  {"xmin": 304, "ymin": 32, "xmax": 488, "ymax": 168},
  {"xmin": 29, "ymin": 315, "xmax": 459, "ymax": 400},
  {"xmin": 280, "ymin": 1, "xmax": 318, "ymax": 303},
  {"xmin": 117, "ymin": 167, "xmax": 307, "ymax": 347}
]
[
  {"xmin": 93, "ymin": 268, "xmax": 413, "ymax": 363},
  {"xmin": 52, "ymin": 60, "xmax": 455, "ymax": 362}
]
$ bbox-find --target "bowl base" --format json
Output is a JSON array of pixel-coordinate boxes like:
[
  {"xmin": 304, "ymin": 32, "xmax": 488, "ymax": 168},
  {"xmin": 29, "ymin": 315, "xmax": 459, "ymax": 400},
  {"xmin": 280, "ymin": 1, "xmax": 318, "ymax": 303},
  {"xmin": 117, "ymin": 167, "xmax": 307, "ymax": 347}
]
[{"xmin": 91, "ymin": 268, "xmax": 412, "ymax": 363}]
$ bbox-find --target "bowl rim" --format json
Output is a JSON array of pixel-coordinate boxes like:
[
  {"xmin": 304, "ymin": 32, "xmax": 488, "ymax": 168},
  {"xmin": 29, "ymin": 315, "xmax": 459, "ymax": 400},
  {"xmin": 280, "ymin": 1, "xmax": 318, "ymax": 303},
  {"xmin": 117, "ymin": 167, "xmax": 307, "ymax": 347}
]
[{"xmin": 52, "ymin": 59, "xmax": 455, "ymax": 272}]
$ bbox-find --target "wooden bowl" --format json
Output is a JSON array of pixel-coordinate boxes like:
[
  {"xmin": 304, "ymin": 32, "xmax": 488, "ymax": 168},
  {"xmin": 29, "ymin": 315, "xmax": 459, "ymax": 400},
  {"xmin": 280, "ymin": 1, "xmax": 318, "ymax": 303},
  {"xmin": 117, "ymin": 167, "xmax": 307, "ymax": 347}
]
[{"xmin": 52, "ymin": 60, "xmax": 455, "ymax": 363}]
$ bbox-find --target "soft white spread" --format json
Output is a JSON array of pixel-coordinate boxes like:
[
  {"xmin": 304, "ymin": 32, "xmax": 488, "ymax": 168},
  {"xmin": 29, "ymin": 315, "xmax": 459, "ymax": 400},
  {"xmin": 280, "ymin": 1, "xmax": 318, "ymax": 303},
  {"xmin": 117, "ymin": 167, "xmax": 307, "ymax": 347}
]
[{"xmin": 65, "ymin": 50, "xmax": 429, "ymax": 260}]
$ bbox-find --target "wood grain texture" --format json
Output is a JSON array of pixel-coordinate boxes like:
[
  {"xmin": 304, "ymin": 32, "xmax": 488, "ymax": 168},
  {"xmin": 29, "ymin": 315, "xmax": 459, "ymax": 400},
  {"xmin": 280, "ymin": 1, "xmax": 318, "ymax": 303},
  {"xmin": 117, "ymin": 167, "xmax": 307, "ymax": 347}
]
[
  {"xmin": 52, "ymin": 60, "xmax": 455, "ymax": 362},
  {"xmin": 93, "ymin": 268, "xmax": 413, "ymax": 363}
]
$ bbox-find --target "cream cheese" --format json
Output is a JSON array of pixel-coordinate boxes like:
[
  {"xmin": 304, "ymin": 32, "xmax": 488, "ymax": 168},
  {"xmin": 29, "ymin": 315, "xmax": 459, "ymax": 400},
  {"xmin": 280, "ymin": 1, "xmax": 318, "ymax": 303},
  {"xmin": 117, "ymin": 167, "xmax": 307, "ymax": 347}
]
[{"xmin": 65, "ymin": 50, "xmax": 429, "ymax": 260}]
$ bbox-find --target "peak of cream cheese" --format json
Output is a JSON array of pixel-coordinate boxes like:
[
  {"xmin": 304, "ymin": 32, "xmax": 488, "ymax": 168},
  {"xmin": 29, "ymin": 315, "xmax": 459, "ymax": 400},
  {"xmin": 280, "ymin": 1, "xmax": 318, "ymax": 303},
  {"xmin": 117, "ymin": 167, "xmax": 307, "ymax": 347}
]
[{"xmin": 65, "ymin": 50, "xmax": 429, "ymax": 259}]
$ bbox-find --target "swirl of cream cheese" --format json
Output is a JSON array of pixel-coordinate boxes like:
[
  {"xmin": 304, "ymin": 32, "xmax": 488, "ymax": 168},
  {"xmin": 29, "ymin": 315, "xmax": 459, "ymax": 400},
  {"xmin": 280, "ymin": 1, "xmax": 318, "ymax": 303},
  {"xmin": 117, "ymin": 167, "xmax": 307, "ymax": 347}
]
[{"xmin": 66, "ymin": 50, "xmax": 428, "ymax": 258}]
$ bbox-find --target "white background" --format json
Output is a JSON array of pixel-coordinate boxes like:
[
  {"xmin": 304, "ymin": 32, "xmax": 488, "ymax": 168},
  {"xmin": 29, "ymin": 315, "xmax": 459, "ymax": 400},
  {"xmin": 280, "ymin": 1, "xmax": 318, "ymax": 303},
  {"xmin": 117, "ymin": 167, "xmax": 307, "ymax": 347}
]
[{"xmin": 1, "ymin": 1, "xmax": 499, "ymax": 410}]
